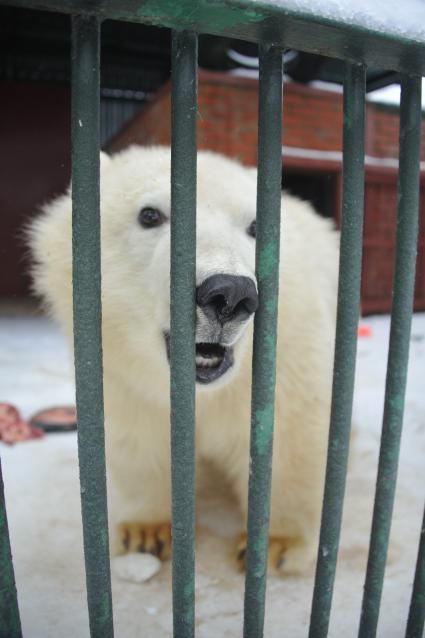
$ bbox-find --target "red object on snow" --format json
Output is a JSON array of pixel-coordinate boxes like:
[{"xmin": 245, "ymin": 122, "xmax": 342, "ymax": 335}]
[
  {"xmin": 29, "ymin": 406, "xmax": 77, "ymax": 432},
  {"xmin": 0, "ymin": 403, "xmax": 44, "ymax": 445},
  {"xmin": 358, "ymin": 324, "xmax": 373, "ymax": 338}
]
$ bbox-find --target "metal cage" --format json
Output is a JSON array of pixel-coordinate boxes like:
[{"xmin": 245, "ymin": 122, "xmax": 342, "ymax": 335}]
[{"xmin": 0, "ymin": 2, "xmax": 424, "ymax": 638}]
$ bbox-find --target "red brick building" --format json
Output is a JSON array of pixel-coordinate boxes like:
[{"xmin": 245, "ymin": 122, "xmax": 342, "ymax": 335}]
[{"xmin": 110, "ymin": 71, "xmax": 425, "ymax": 314}]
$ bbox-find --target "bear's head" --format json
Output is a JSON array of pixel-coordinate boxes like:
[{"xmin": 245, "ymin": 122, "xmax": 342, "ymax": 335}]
[{"xmin": 30, "ymin": 146, "xmax": 261, "ymax": 398}]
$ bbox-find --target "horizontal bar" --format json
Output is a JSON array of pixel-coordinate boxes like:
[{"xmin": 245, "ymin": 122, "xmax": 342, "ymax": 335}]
[
  {"xmin": 170, "ymin": 29, "xmax": 198, "ymax": 638},
  {"xmin": 406, "ymin": 506, "xmax": 425, "ymax": 638},
  {"xmin": 0, "ymin": 458, "xmax": 22, "ymax": 638},
  {"xmin": 2, "ymin": 0, "xmax": 425, "ymax": 76},
  {"xmin": 358, "ymin": 74, "xmax": 422, "ymax": 638},
  {"xmin": 71, "ymin": 15, "xmax": 114, "ymax": 638},
  {"xmin": 308, "ymin": 61, "xmax": 366, "ymax": 638},
  {"xmin": 243, "ymin": 43, "xmax": 283, "ymax": 638}
]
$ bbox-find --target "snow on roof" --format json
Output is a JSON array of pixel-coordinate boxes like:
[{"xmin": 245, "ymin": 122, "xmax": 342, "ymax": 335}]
[
  {"xmin": 368, "ymin": 78, "xmax": 425, "ymax": 108},
  {"xmin": 272, "ymin": 0, "xmax": 425, "ymax": 43}
]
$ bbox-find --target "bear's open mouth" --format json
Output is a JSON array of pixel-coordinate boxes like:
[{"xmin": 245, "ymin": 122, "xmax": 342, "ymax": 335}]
[{"xmin": 164, "ymin": 333, "xmax": 234, "ymax": 384}]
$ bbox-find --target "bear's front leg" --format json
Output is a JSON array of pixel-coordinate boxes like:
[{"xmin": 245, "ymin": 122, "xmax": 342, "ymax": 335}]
[
  {"xmin": 108, "ymin": 469, "xmax": 172, "ymax": 561},
  {"xmin": 230, "ymin": 427, "xmax": 323, "ymax": 576},
  {"xmin": 106, "ymin": 423, "xmax": 173, "ymax": 562}
]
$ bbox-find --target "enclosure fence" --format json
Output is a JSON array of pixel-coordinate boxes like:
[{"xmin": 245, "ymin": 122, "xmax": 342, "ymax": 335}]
[{"xmin": 1, "ymin": 2, "xmax": 424, "ymax": 638}]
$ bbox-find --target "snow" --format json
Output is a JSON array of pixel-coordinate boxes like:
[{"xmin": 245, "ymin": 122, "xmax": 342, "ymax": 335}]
[
  {"xmin": 368, "ymin": 78, "xmax": 425, "ymax": 109},
  {"xmin": 1, "ymin": 307, "xmax": 424, "ymax": 637},
  {"xmin": 272, "ymin": 0, "xmax": 425, "ymax": 43},
  {"xmin": 305, "ymin": 77, "xmax": 425, "ymax": 111},
  {"xmin": 112, "ymin": 554, "xmax": 162, "ymax": 584},
  {"xmin": 281, "ymin": 145, "xmax": 425, "ymax": 172}
]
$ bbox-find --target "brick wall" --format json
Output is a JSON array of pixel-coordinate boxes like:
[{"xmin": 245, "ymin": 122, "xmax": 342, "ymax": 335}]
[
  {"xmin": 109, "ymin": 70, "xmax": 425, "ymax": 163},
  {"xmin": 367, "ymin": 105, "xmax": 425, "ymax": 160}
]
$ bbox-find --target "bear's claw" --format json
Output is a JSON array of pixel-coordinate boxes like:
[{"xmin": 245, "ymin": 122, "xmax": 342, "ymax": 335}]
[
  {"xmin": 235, "ymin": 532, "xmax": 306, "ymax": 575},
  {"xmin": 118, "ymin": 521, "xmax": 172, "ymax": 560}
]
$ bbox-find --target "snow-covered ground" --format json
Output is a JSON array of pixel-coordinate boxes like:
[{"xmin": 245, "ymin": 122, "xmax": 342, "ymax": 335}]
[{"xmin": 1, "ymin": 305, "xmax": 424, "ymax": 638}]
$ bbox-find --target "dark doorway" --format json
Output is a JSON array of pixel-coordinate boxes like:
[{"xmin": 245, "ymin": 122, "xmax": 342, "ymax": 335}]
[{"xmin": 283, "ymin": 170, "xmax": 337, "ymax": 219}]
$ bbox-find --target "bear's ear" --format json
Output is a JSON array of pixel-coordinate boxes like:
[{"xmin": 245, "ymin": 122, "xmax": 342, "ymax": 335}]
[{"xmin": 100, "ymin": 151, "xmax": 111, "ymax": 169}]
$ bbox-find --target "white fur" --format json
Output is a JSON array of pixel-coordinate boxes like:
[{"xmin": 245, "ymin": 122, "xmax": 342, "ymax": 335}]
[{"xmin": 29, "ymin": 146, "xmax": 339, "ymax": 575}]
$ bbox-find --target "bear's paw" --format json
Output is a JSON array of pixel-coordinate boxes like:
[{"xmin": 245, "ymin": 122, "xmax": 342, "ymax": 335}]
[
  {"xmin": 117, "ymin": 521, "xmax": 172, "ymax": 561},
  {"xmin": 235, "ymin": 532, "xmax": 314, "ymax": 577}
]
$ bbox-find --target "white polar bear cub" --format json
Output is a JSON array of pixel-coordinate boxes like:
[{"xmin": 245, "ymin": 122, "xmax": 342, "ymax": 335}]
[{"xmin": 30, "ymin": 145, "xmax": 339, "ymax": 575}]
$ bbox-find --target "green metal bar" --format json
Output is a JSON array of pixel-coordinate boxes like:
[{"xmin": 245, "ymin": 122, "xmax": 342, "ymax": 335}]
[
  {"xmin": 71, "ymin": 15, "xmax": 114, "ymax": 638},
  {"xmin": 3, "ymin": 0, "xmax": 425, "ymax": 77},
  {"xmin": 358, "ymin": 74, "xmax": 422, "ymax": 638},
  {"xmin": 0, "ymin": 459, "xmax": 22, "ymax": 638},
  {"xmin": 308, "ymin": 62, "xmax": 366, "ymax": 638},
  {"xmin": 406, "ymin": 506, "xmax": 425, "ymax": 638},
  {"xmin": 170, "ymin": 29, "xmax": 197, "ymax": 638},
  {"xmin": 243, "ymin": 43, "xmax": 283, "ymax": 638}
]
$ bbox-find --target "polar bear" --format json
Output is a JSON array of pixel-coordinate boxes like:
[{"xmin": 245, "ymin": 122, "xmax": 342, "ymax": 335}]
[{"xmin": 29, "ymin": 145, "xmax": 339, "ymax": 575}]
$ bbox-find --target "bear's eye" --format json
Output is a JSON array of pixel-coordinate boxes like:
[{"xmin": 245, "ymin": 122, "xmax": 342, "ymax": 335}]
[
  {"xmin": 247, "ymin": 220, "xmax": 256, "ymax": 238},
  {"xmin": 138, "ymin": 207, "xmax": 166, "ymax": 229}
]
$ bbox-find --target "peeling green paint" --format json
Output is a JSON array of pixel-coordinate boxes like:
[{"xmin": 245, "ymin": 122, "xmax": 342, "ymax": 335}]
[
  {"xmin": 265, "ymin": 294, "xmax": 277, "ymax": 315},
  {"xmin": 253, "ymin": 532, "xmax": 267, "ymax": 553},
  {"xmin": 358, "ymin": 74, "xmax": 422, "ymax": 638},
  {"xmin": 244, "ymin": 45, "xmax": 282, "ymax": 638},
  {"xmin": 406, "ymin": 507, "xmax": 425, "ymax": 638},
  {"xmin": 71, "ymin": 17, "xmax": 114, "ymax": 638},
  {"xmin": 264, "ymin": 333, "xmax": 276, "ymax": 364},
  {"xmin": 258, "ymin": 241, "xmax": 278, "ymax": 281},
  {"xmin": 182, "ymin": 580, "xmax": 195, "ymax": 625},
  {"xmin": 254, "ymin": 405, "xmax": 273, "ymax": 455},
  {"xmin": 137, "ymin": 0, "xmax": 265, "ymax": 31},
  {"xmin": 388, "ymin": 393, "xmax": 404, "ymax": 413},
  {"xmin": 0, "ymin": 460, "xmax": 22, "ymax": 638},
  {"xmin": 170, "ymin": 31, "xmax": 197, "ymax": 638},
  {"xmin": 184, "ymin": 580, "xmax": 195, "ymax": 597},
  {"xmin": 252, "ymin": 531, "xmax": 269, "ymax": 578},
  {"xmin": 99, "ymin": 591, "xmax": 113, "ymax": 626},
  {"xmin": 309, "ymin": 63, "xmax": 366, "ymax": 638}
]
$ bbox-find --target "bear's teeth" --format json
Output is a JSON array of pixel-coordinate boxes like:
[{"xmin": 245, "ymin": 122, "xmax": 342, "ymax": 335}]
[{"xmin": 196, "ymin": 355, "xmax": 221, "ymax": 368}]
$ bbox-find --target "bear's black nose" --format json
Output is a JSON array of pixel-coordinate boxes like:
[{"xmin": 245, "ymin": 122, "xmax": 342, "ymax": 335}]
[{"xmin": 196, "ymin": 274, "xmax": 258, "ymax": 324}]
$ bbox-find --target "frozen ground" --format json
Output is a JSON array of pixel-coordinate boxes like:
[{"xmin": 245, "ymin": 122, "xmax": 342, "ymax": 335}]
[{"xmin": 0, "ymin": 304, "xmax": 424, "ymax": 638}]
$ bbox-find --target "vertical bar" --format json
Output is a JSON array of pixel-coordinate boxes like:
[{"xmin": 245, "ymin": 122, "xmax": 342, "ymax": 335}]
[
  {"xmin": 0, "ymin": 459, "xmax": 22, "ymax": 638},
  {"xmin": 243, "ymin": 43, "xmax": 283, "ymax": 638},
  {"xmin": 309, "ymin": 62, "xmax": 366, "ymax": 638},
  {"xmin": 71, "ymin": 16, "xmax": 114, "ymax": 638},
  {"xmin": 170, "ymin": 30, "xmax": 197, "ymax": 638},
  {"xmin": 406, "ymin": 506, "xmax": 425, "ymax": 638},
  {"xmin": 358, "ymin": 74, "xmax": 422, "ymax": 638}
]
